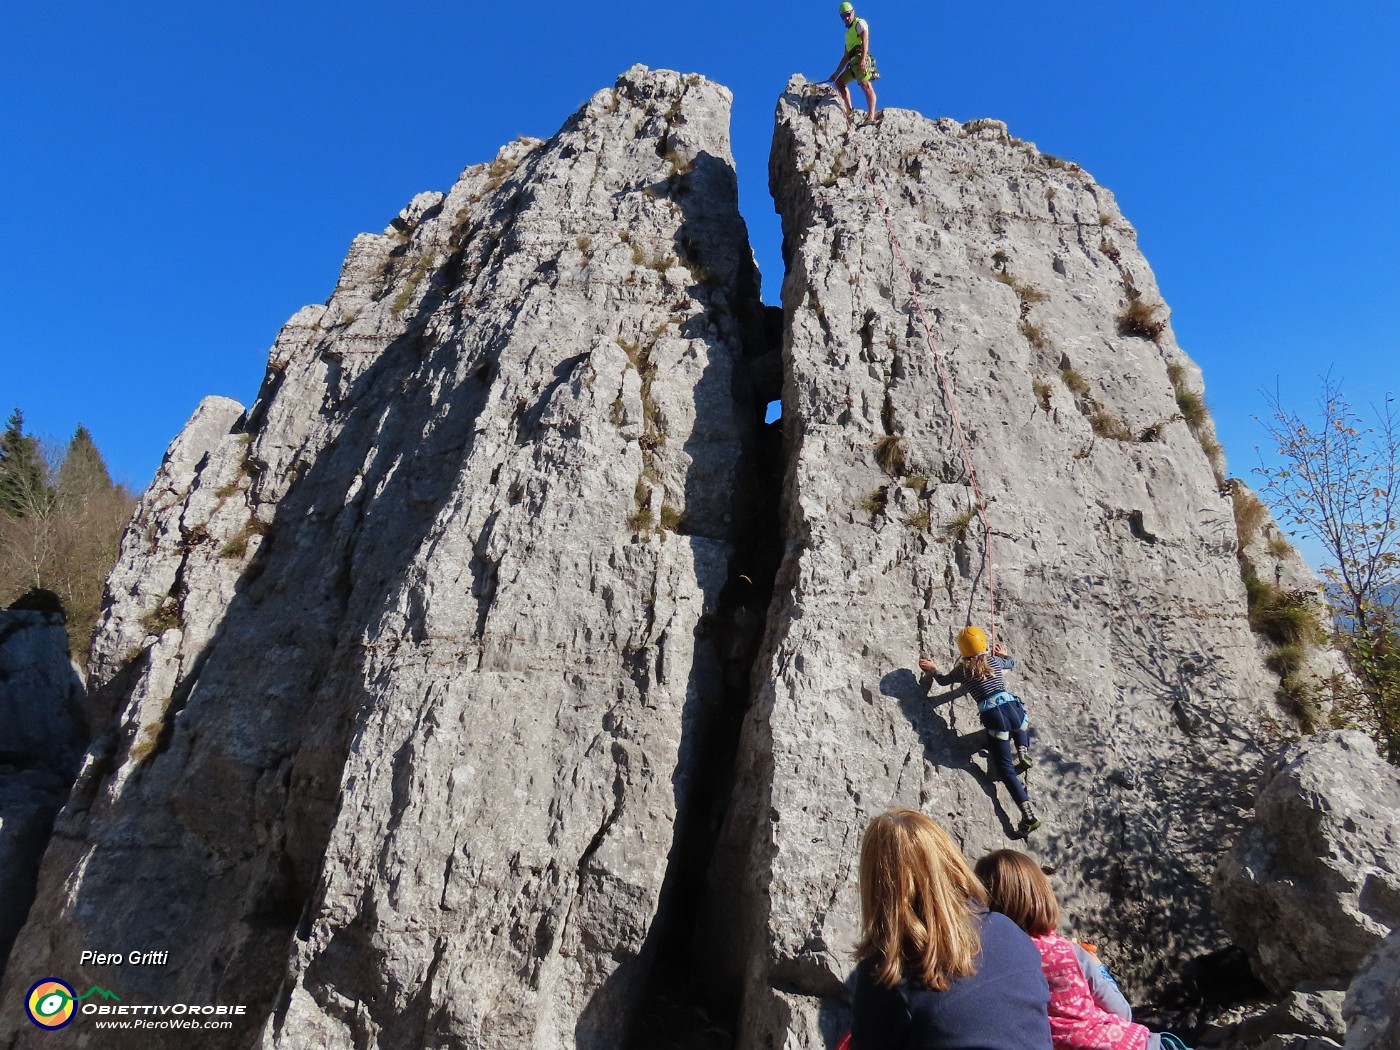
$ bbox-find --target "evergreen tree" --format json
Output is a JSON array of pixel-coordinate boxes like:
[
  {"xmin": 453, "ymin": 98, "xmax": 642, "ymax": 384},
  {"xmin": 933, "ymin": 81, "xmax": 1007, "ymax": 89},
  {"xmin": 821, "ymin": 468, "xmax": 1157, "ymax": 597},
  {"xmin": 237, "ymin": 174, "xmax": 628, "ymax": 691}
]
[
  {"xmin": 1, "ymin": 414, "xmax": 134, "ymax": 664},
  {"xmin": 56, "ymin": 424, "xmax": 115, "ymax": 510},
  {"xmin": 0, "ymin": 408, "xmax": 52, "ymax": 516}
]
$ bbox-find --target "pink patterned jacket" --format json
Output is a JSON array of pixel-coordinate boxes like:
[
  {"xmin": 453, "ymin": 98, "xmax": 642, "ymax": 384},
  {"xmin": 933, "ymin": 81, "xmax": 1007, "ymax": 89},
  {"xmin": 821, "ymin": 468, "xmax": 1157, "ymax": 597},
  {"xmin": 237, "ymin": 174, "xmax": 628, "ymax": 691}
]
[{"xmin": 1033, "ymin": 933, "xmax": 1150, "ymax": 1050}]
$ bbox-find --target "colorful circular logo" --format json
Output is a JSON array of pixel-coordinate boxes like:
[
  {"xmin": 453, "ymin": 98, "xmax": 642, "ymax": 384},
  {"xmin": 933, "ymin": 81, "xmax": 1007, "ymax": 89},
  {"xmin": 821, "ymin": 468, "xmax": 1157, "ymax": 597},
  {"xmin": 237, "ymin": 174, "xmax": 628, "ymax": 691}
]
[{"xmin": 26, "ymin": 979, "xmax": 77, "ymax": 1030}]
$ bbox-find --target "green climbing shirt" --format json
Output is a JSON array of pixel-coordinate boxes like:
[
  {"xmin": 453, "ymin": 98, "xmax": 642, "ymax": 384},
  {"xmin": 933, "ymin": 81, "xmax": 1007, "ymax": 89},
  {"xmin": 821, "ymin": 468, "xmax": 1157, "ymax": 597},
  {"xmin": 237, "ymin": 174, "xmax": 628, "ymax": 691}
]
[{"xmin": 845, "ymin": 17, "xmax": 869, "ymax": 59}]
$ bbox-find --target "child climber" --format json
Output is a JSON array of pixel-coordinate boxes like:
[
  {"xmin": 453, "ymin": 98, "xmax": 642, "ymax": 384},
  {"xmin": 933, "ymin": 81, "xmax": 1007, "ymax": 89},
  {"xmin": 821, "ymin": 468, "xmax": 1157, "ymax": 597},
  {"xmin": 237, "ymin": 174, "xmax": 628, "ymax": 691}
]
[
  {"xmin": 919, "ymin": 626, "xmax": 1040, "ymax": 834},
  {"xmin": 973, "ymin": 849, "xmax": 1191, "ymax": 1050}
]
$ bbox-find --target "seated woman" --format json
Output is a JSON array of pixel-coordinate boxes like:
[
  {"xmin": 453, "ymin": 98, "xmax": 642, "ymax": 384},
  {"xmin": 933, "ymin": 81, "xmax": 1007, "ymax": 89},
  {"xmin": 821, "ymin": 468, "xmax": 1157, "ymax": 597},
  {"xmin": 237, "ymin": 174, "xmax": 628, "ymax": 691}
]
[
  {"xmin": 850, "ymin": 808, "xmax": 1052, "ymax": 1049},
  {"xmin": 973, "ymin": 849, "xmax": 1190, "ymax": 1050}
]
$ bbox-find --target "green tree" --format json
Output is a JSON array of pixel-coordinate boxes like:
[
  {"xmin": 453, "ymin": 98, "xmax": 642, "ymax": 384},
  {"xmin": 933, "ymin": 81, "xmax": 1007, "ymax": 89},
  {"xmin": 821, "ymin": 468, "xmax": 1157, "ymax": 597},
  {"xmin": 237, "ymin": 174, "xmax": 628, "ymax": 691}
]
[
  {"xmin": 55, "ymin": 424, "xmax": 114, "ymax": 508},
  {"xmin": 0, "ymin": 410, "xmax": 58, "ymax": 598},
  {"xmin": 1256, "ymin": 375, "xmax": 1399, "ymax": 760},
  {"xmin": 0, "ymin": 408, "xmax": 53, "ymax": 517},
  {"xmin": 0, "ymin": 417, "xmax": 135, "ymax": 664}
]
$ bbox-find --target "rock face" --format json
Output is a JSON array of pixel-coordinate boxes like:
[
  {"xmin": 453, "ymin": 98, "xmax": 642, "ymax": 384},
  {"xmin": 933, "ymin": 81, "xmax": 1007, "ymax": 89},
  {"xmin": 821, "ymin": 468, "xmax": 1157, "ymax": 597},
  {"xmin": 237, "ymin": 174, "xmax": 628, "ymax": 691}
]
[
  {"xmin": 0, "ymin": 607, "xmax": 86, "ymax": 979},
  {"xmin": 1215, "ymin": 731, "xmax": 1400, "ymax": 995},
  {"xmin": 0, "ymin": 66, "xmax": 775, "ymax": 1049},
  {"xmin": 1229, "ymin": 989, "xmax": 1347, "ymax": 1049},
  {"xmin": 0, "ymin": 69, "xmax": 1347, "ymax": 1050},
  {"xmin": 708, "ymin": 78, "xmax": 1297, "ymax": 1044},
  {"xmin": 1344, "ymin": 930, "xmax": 1400, "ymax": 1050}
]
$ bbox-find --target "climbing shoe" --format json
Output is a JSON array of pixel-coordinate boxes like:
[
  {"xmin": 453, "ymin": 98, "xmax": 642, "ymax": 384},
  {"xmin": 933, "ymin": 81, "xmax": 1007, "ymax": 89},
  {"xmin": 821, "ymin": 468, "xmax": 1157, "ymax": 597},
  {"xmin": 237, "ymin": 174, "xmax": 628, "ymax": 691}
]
[
  {"xmin": 1015, "ymin": 746, "xmax": 1034, "ymax": 772},
  {"xmin": 1018, "ymin": 803, "xmax": 1041, "ymax": 835}
]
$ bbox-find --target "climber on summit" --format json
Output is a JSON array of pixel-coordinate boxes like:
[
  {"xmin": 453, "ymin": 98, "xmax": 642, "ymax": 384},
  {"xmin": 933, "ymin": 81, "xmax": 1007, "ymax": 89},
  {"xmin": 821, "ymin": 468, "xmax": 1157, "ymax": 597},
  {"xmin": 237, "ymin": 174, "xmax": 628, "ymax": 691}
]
[
  {"xmin": 828, "ymin": 2, "xmax": 879, "ymax": 123},
  {"xmin": 919, "ymin": 627, "xmax": 1041, "ymax": 835}
]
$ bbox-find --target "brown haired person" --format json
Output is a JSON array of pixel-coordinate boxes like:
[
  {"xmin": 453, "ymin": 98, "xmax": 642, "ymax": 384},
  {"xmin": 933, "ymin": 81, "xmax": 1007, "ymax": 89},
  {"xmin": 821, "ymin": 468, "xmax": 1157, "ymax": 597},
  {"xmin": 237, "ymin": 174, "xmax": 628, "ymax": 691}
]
[
  {"xmin": 973, "ymin": 849, "xmax": 1192, "ymax": 1050},
  {"xmin": 850, "ymin": 809, "xmax": 1052, "ymax": 1049}
]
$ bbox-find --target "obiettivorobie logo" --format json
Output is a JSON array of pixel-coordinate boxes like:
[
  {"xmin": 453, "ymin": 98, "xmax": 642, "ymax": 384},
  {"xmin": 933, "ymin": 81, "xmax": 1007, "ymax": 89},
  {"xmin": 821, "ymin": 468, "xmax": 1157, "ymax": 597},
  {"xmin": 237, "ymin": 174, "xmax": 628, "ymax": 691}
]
[
  {"xmin": 23, "ymin": 976, "xmax": 247, "ymax": 1032},
  {"xmin": 25, "ymin": 979, "xmax": 120, "ymax": 1030}
]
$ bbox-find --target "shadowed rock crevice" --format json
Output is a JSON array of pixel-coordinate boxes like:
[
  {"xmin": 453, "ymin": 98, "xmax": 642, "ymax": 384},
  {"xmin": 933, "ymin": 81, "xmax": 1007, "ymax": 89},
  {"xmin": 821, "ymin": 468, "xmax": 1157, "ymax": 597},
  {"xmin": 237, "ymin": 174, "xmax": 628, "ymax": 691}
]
[{"xmin": 619, "ymin": 302, "xmax": 785, "ymax": 1050}]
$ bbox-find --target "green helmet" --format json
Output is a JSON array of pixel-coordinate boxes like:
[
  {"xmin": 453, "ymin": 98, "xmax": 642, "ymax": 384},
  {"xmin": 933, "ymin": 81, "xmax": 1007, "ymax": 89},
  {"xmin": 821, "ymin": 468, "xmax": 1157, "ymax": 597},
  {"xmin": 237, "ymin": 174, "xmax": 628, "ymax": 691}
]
[{"xmin": 839, "ymin": 2, "xmax": 854, "ymax": 12}]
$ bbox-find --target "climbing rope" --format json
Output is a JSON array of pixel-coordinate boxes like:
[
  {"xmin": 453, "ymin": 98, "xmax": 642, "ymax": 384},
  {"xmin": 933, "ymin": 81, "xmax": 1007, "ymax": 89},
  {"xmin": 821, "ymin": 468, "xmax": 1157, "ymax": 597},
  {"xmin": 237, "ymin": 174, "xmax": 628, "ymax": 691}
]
[{"xmin": 834, "ymin": 97, "xmax": 999, "ymax": 645}]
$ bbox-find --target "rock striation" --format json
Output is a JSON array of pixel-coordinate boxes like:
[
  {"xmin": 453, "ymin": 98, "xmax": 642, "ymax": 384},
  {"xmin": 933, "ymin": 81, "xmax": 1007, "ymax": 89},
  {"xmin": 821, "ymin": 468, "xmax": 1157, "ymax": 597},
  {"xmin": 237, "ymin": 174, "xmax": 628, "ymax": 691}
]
[
  {"xmin": 0, "ymin": 68, "xmax": 1361, "ymax": 1050},
  {"xmin": 707, "ymin": 78, "xmax": 1303, "ymax": 1045},
  {"xmin": 0, "ymin": 66, "xmax": 775, "ymax": 1049}
]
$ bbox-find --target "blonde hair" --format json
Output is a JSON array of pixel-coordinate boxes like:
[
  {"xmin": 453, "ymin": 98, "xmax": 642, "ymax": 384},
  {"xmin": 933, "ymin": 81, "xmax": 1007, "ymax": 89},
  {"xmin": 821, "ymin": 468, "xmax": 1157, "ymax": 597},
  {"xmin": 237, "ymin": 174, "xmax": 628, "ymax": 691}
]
[
  {"xmin": 973, "ymin": 849, "xmax": 1060, "ymax": 937},
  {"xmin": 855, "ymin": 809, "xmax": 987, "ymax": 990},
  {"xmin": 961, "ymin": 652, "xmax": 994, "ymax": 680}
]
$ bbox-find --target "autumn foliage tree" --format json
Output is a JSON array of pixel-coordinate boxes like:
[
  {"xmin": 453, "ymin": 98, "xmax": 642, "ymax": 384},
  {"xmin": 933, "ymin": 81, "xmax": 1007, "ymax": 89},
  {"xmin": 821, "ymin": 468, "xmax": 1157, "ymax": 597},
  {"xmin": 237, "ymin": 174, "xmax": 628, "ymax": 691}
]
[
  {"xmin": 0, "ymin": 410, "xmax": 136, "ymax": 664},
  {"xmin": 1255, "ymin": 375, "xmax": 1399, "ymax": 761}
]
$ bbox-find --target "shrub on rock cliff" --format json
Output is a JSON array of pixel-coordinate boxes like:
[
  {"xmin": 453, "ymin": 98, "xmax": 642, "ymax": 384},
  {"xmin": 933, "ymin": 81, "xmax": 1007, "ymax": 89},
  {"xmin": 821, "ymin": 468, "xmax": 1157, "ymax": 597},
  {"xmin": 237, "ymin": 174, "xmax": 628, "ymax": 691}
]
[{"xmin": 1118, "ymin": 298, "xmax": 1167, "ymax": 339}]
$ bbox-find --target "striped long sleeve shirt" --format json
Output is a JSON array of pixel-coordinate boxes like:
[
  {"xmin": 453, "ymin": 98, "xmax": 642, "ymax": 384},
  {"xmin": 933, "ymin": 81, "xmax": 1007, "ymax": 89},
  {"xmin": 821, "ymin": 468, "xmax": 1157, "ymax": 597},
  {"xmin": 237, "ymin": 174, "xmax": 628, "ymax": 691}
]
[{"xmin": 932, "ymin": 654, "xmax": 1016, "ymax": 705}]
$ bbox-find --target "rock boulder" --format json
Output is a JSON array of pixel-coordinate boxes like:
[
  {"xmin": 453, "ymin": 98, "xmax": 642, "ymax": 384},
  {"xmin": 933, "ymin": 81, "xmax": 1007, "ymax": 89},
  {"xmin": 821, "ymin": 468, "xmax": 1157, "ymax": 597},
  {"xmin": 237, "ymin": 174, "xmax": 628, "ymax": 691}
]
[
  {"xmin": 1215, "ymin": 731, "xmax": 1400, "ymax": 994},
  {"xmin": 1344, "ymin": 930, "xmax": 1400, "ymax": 1050}
]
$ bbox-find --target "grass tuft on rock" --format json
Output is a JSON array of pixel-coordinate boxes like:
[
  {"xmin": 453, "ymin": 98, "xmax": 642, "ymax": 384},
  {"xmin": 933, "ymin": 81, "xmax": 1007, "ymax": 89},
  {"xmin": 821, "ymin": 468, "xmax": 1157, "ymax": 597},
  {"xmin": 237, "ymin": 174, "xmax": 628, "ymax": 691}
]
[
  {"xmin": 874, "ymin": 435, "xmax": 906, "ymax": 476},
  {"xmin": 859, "ymin": 488, "xmax": 889, "ymax": 516},
  {"xmin": 1118, "ymin": 299, "xmax": 1167, "ymax": 340}
]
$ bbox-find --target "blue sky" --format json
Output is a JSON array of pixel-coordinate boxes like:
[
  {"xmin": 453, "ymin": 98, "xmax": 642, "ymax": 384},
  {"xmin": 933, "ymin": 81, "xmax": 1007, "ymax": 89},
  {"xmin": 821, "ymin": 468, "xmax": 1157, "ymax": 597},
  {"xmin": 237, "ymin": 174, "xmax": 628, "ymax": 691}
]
[{"xmin": 4, "ymin": 1, "xmax": 1396, "ymax": 567}]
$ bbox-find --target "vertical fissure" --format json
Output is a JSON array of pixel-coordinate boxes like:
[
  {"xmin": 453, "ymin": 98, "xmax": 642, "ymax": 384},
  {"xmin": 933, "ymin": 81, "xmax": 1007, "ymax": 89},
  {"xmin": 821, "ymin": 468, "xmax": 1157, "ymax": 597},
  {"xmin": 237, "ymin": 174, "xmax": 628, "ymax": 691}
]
[{"xmin": 624, "ymin": 306, "xmax": 786, "ymax": 1050}]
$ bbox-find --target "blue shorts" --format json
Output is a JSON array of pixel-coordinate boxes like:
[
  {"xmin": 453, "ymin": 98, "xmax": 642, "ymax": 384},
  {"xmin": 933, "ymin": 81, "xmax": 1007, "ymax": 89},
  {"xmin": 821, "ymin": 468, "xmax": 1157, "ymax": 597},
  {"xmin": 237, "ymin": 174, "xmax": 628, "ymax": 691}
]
[{"xmin": 979, "ymin": 696, "xmax": 1029, "ymax": 740}]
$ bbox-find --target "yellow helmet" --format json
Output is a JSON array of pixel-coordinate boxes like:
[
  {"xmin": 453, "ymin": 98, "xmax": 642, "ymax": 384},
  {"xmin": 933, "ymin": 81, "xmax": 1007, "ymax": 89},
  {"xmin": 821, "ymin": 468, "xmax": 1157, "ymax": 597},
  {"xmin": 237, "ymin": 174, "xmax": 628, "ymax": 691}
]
[{"xmin": 956, "ymin": 626, "xmax": 988, "ymax": 658}]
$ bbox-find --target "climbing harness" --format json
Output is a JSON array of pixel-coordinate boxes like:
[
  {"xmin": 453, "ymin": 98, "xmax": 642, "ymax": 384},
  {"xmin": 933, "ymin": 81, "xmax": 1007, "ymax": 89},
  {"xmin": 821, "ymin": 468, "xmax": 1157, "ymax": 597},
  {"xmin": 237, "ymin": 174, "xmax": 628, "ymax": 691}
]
[
  {"xmin": 976, "ymin": 690, "xmax": 1021, "ymax": 715},
  {"xmin": 830, "ymin": 91, "xmax": 1000, "ymax": 644},
  {"xmin": 839, "ymin": 49, "xmax": 879, "ymax": 83}
]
